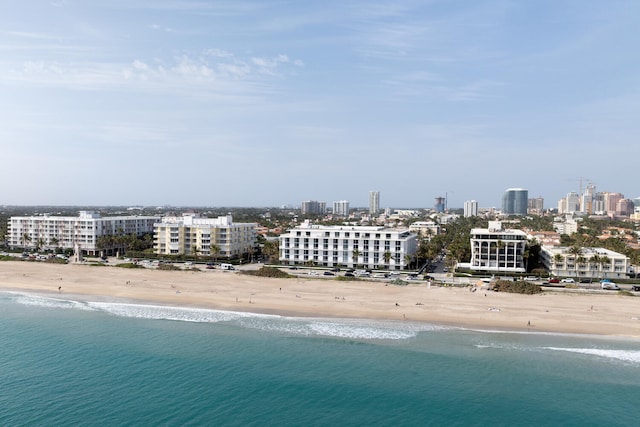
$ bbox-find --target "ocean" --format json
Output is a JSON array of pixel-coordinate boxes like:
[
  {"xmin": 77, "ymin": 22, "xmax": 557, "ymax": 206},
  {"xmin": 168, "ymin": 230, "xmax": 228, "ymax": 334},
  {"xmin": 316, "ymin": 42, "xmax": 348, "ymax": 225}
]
[{"xmin": 1, "ymin": 291, "xmax": 639, "ymax": 426}]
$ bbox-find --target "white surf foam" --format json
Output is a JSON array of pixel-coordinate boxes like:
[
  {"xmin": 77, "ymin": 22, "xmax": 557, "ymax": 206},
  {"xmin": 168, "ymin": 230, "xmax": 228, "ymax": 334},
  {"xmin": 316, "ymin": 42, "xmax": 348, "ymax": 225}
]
[
  {"xmin": 2, "ymin": 291, "xmax": 449, "ymax": 341},
  {"xmin": 6, "ymin": 292, "xmax": 96, "ymax": 311},
  {"xmin": 87, "ymin": 302, "xmax": 278, "ymax": 323},
  {"xmin": 242, "ymin": 316, "xmax": 447, "ymax": 340},
  {"xmin": 544, "ymin": 347, "xmax": 640, "ymax": 363}
]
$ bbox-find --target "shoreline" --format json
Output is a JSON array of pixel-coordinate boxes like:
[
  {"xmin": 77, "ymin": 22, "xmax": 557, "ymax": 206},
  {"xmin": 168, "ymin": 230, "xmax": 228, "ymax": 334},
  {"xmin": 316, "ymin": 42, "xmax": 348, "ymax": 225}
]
[{"xmin": 1, "ymin": 261, "xmax": 640, "ymax": 338}]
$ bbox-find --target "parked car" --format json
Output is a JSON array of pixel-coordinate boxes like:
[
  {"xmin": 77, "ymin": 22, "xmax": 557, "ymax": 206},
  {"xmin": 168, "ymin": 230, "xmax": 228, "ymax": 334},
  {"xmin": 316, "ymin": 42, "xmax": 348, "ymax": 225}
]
[
  {"xmin": 560, "ymin": 278, "xmax": 575, "ymax": 284},
  {"xmin": 524, "ymin": 276, "xmax": 538, "ymax": 282},
  {"xmin": 601, "ymin": 281, "xmax": 620, "ymax": 290},
  {"xmin": 344, "ymin": 272, "xmax": 355, "ymax": 277},
  {"xmin": 548, "ymin": 278, "xmax": 560, "ymax": 284},
  {"xmin": 323, "ymin": 271, "xmax": 335, "ymax": 276}
]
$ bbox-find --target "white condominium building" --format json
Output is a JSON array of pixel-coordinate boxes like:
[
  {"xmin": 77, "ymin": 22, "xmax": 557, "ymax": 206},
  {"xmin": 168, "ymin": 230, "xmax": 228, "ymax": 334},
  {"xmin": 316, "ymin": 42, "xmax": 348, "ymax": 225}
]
[
  {"xmin": 332, "ymin": 200, "xmax": 350, "ymax": 217},
  {"xmin": 279, "ymin": 220, "xmax": 418, "ymax": 270},
  {"xmin": 369, "ymin": 191, "xmax": 380, "ymax": 215},
  {"xmin": 463, "ymin": 200, "xmax": 478, "ymax": 217},
  {"xmin": 6, "ymin": 211, "xmax": 159, "ymax": 256},
  {"xmin": 469, "ymin": 221, "xmax": 527, "ymax": 273},
  {"xmin": 539, "ymin": 246, "xmax": 629, "ymax": 280},
  {"xmin": 154, "ymin": 214, "xmax": 256, "ymax": 258}
]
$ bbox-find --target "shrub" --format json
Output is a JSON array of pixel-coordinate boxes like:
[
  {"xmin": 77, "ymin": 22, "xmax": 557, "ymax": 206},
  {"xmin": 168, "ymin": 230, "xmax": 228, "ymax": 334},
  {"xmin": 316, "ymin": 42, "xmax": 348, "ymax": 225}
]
[
  {"xmin": 335, "ymin": 275, "xmax": 358, "ymax": 281},
  {"xmin": 116, "ymin": 263, "xmax": 144, "ymax": 269},
  {"xmin": 389, "ymin": 278, "xmax": 408, "ymax": 286},
  {"xmin": 157, "ymin": 264, "xmax": 181, "ymax": 271},
  {"xmin": 241, "ymin": 267, "xmax": 291, "ymax": 278},
  {"xmin": 491, "ymin": 280, "xmax": 542, "ymax": 294},
  {"xmin": 617, "ymin": 290, "xmax": 634, "ymax": 297}
]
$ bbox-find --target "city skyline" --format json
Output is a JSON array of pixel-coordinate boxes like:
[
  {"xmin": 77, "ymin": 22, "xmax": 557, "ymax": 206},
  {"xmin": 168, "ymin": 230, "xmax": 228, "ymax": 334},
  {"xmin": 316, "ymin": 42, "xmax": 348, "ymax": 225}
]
[{"xmin": 1, "ymin": 1, "xmax": 639, "ymax": 208}]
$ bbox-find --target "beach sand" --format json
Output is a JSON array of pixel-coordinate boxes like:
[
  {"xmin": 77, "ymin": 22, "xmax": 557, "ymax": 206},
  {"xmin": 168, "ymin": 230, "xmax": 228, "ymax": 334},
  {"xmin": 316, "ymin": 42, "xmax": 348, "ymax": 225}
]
[{"xmin": 1, "ymin": 261, "xmax": 640, "ymax": 337}]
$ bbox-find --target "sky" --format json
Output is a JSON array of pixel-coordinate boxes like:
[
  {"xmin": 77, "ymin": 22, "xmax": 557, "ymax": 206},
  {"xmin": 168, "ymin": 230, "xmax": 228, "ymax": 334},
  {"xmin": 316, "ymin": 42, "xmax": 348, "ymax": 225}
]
[{"xmin": 1, "ymin": 0, "xmax": 639, "ymax": 209}]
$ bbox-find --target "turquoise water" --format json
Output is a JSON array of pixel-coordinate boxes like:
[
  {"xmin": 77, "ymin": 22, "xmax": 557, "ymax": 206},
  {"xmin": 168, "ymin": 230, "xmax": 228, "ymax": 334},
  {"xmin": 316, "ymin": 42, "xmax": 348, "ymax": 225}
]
[{"xmin": 1, "ymin": 291, "xmax": 639, "ymax": 426}]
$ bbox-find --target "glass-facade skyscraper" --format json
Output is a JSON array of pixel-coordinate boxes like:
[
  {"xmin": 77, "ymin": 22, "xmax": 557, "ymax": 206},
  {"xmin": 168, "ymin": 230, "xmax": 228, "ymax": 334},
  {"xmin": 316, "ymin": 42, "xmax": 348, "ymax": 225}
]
[{"xmin": 502, "ymin": 188, "xmax": 528, "ymax": 215}]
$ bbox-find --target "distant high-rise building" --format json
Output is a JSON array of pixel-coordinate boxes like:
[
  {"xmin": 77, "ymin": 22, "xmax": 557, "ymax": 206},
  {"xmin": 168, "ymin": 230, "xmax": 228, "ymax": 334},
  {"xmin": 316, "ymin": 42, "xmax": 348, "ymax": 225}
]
[
  {"xmin": 558, "ymin": 198, "xmax": 567, "ymax": 214},
  {"xmin": 565, "ymin": 192, "xmax": 580, "ymax": 213},
  {"xmin": 604, "ymin": 192, "xmax": 624, "ymax": 214},
  {"xmin": 502, "ymin": 188, "xmax": 528, "ymax": 215},
  {"xmin": 369, "ymin": 191, "xmax": 380, "ymax": 215},
  {"xmin": 528, "ymin": 197, "xmax": 544, "ymax": 214},
  {"xmin": 581, "ymin": 184, "xmax": 596, "ymax": 214},
  {"xmin": 616, "ymin": 199, "xmax": 634, "ymax": 216},
  {"xmin": 332, "ymin": 200, "xmax": 350, "ymax": 217},
  {"xmin": 434, "ymin": 196, "xmax": 446, "ymax": 213},
  {"xmin": 301, "ymin": 200, "xmax": 326, "ymax": 215},
  {"xmin": 463, "ymin": 200, "xmax": 478, "ymax": 217},
  {"xmin": 593, "ymin": 192, "xmax": 606, "ymax": 214}
]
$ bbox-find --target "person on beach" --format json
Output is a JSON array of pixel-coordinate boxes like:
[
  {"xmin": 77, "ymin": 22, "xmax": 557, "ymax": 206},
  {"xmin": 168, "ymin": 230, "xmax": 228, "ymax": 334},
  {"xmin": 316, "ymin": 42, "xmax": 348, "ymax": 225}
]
[{"xmin": 58, "ymin": 286, "xmax": 62, "ymax": 292}]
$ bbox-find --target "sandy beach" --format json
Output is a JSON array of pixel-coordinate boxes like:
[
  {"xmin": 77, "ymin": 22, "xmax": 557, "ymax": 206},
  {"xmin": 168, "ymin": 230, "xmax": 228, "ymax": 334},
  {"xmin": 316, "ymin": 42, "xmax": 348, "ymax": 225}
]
[{"xmin": 1, "ymin": 260, "xmax": 640, "ymax": 337}]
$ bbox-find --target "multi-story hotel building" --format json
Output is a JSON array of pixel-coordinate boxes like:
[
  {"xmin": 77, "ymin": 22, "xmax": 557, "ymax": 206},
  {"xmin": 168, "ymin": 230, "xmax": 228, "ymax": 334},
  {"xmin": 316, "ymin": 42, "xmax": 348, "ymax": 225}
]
[
  {"xmin": 468, "ymin": 221, "xmax": 527, "ymax": 273},
  {"xmin": 279, "ymin": 221, "xmax": 418, "ymax": 270},
  {"xmin": 539, "ymin": 246, "xmax": 629, "ymax": 280},
  {"xmin": 154, "ymin": 214, "xmax": 256, "ymax": 259},
  {"xmin": 6, "ymin": 211, "xmax": 159, "ymax": 256}
]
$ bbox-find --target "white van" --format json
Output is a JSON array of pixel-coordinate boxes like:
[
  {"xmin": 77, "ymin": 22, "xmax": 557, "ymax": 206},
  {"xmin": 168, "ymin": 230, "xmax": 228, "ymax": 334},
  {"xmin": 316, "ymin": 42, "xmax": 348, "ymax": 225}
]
[{"xmin": 220, "ymin": 263, "xmax": 235, "ymax": 271}]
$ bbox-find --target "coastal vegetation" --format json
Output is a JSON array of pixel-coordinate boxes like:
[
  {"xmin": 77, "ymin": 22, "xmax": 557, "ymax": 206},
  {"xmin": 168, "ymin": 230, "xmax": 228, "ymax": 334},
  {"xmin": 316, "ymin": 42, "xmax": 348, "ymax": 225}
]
[
  {"xmin": 491, "ymin": 280, "xmax": 542, "ymax": 294},
  {"xmin": 241, "ymin": 266, "xmax": 291, "ymax": 278},
  {"xmin": 115, "ymin": 262, "xmax": 144, "ymax": 269}
]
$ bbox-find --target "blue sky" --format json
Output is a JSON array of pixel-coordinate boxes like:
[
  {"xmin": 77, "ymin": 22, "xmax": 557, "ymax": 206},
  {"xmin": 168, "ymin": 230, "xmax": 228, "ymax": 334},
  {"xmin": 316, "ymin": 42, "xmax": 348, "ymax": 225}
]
[{"xmin": 1, "ymin": 0, "xmax": 638, "ymax": 209}]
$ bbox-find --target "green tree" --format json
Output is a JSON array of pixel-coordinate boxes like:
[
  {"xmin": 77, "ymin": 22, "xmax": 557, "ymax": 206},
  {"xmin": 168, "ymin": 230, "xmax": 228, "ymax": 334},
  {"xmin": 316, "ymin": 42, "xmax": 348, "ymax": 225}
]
[
  {"xmin": 352, "ymin": 249, "xmax": 361, "ymax": 268},
  {"xmin": 383, "ymin": 250, "xmax": 392, "ymax": 269}
]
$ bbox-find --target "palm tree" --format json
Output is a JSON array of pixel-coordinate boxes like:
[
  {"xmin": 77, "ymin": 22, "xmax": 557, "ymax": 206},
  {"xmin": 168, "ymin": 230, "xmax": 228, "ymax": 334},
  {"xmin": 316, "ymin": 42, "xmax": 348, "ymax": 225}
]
[
  {"xmin": 495, "ymin": 239, "xmax": 507, "ymax": 272},
  {"xmin": 576, "ymin": 255, "xmax": 587, "ymax": 278},
  {"xmin": 567, "ymin": 246, "xmax": 582, "ymax": 278},
  {"xmin": 49, "ymin": 237, "xmax": 60, "ymax": 252},
  {"xmin": 247, "ymin": 245, "xmax": 256, "ymax": 263},
  {"xmin": 210, "ymin": 244, "xmax": 221, "ymax": 264},
  {"xmin": 21, "ymin": 233, "xmax": 32, "ymax": 250},
  {"xmin": 404, "ymin": 253, "xmax": 413, "ymax": 270},
  {"xmin": 600, "ymin": 255, "xmax": 611, "ymax": 278},
  {"xmin": 553, "ymin": 253, "xmax": 564, "ymax": 276},
  {"xmin": 383, "ymin": 250, "xmax": 392, "ymax": 270},
  {"xmin": 352, "ymin": 249, "xmax": 361, "ymax": 268},
  {"xmin": 588, "ymin": 254, "xmax": 601, "ymax": 276}
]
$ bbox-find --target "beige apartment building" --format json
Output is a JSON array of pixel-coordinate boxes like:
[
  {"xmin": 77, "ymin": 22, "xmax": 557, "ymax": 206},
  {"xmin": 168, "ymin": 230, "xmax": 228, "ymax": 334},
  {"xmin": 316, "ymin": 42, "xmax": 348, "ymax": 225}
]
[
  {"xmin": 154, "ymin": 214, "xmax": 256, "ymax": 259},
  {"xmin": 539, "ymin": 246, "xmax": 630, "ymax": 280}
]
